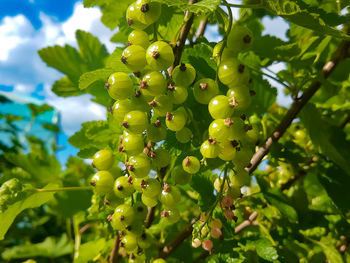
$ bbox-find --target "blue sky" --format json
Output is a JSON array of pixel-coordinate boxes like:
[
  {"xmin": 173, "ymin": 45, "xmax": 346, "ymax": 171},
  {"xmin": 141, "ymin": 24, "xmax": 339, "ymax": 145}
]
[{"xmin": 0, "ymin": 0, "xmax": 290, "ymax": 165}]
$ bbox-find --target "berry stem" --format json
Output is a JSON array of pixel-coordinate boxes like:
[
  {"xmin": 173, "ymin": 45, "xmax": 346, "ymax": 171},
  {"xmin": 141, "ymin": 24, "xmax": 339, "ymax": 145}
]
[{"xmin": 109, "ymin": 233, "xmax": 120, "ymax": 263}]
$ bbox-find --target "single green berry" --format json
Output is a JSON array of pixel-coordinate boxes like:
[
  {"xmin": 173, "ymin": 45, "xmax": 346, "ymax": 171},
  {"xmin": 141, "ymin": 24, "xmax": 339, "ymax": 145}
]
[
  {"xmin": 121, "ymin": 132, "xmax": 144, "ymax": 155},
  {"xmin": 208, "ymin": 95, "xmax": 236, "ymax": 119},
  {"xmin": 111, "ymin": 204, "xmax": 135, "ymax": 230},
  {"xmin": 227, "ymin": 24, "xmax": 253, "ymax": 51},
  {"xmin": 159, "ymin": 184, "xmax": 181, "ymax": 208},
  {"xmin": 126, "ymin": 3, "xmax": 148, "ymax": 30},
  {"xmin": 226, "ymin": 86, "xmax": 251, "ymax": 111},
  {"xmin": 93, "ymin": 149, "xmax": 114, "ymax": 170},
  {"xmin": 126, "ymin": 154, "xmax": 151, "ymax": 178},
  {"xmin": 140, "ymin": 71, "xmax": 167, "ymax": 96},
  {"xmin": 172, "ymin": 63, "xmax": 196, "ymax": 86},
  {"xmin": 146, "ymin": 119, "xmax": 167, "ymax": 142},
  {"xmin": 107, "ymin": 72, "xmax": 133, "ymax": 100},
  {"xmin": 175, "ymin": 127, "xmax": 193, "ymax": 143},
  {"xmin": 218, "ymin": 58, "xmax": 250, "ymax": 86},
  {"xmin": 165, "ymin": 110, "xmax": 186, "ymax": 131},
  {"xmin": 121, "ymin": 45, "xmax": 147, "ymax": 72},
  {"xmin": 114, "ymin": 176, "xmax": 135, "ymax": 198},
  {"xmin": 112, "ymin": 99, "xmax": 134, "ymax": 122},
  {"xmin": 135, "ymin": 0, "xmax": 161, "ymax": 25},
  {"xmin": 161, "ymin": 208, "xmax": 180, "ymax": 224},
  {"xmin": 121, "ymin": 234, "xmax": 138, "ymax": 252},
  {"xmin": 200, "ymin": 138, "xmax": 220, "ymax": 158},
  {"xmin": 91, "ymin": 171, "xmax": 114, "ymax": 195},
  {"xmin": 141, "ymin": 193, "xmax": 158, "ymax": 207},
  {"xmin": 182, "ymin": 156, "xmax": 200, "ymax": 174},
  {"xmin": 127, "ymin": 30, "xmax": 150, "ymax": 49},
  {"xmin": 167, "ymin": 84, "xmax": 188, "ymax": 104},
  {"xmin": 193, "ymin": 78, "xmax": 219, "ymax": 104},
  {"xmin": 123, "ymin": 110, "xmax": 148, "ymax": 134},
  {"xmin": 146, "ymin": 41, "xmax": 174, "ymax": 71},
  {"xmin": 218, "ymin": 140, "xmax": 238, "ymax": 161},
  {"xmin": 149, "ymin": 95, "xmax": 173, "ymax": 117},
  {"xmin": 172, "ymin": 165, "xmax": 192, "ymax": 185},
  {"xmin": 141, "ymin": 178, "xmax": 161, "ymax": 198},
  {"xmin": 151, "ymin": 148, "xmax": 170, "ymax": 168}
]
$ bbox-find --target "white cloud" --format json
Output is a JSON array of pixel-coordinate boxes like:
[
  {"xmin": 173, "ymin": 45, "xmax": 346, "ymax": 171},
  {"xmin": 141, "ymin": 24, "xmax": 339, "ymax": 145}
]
[{"xmin": 0, "ymin": 2, "xmax": 116, "ymax": 135}]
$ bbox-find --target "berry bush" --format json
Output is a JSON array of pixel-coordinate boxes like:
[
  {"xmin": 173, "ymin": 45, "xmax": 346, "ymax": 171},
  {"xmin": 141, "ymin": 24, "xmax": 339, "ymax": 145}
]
[{"xmin": 1, "ymin": 0, "xmax": 350, "ymax": 262}]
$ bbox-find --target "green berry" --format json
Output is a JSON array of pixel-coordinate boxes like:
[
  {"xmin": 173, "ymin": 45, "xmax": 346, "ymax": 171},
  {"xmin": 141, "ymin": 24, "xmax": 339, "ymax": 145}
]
[
  {"xmin": 107, "ymin": 72, "xmax": 133, "ymax": 100},
  {"xmin": 137, "ymin": 232, "xmax": 152, "ymax": 249},
  {"xmin": 128, "ymin": 30, "xmax": 149, "ymax": 49},
  {"xmin": 227, "ymin": 24, "xmax": 253, "ymax": 51},
  {"xmin": 182, "ymin": 156, "xmax": 200, "ymax": 174},
  {"xmin": 146, "ymin": 41, "xmax": 174, "ymax": 71},
  {"xmin": 133, "ymin": 176, "xmax": 149, "ymax": 192},
  {"xmin": 212, "ymin": 41, "xmax": 237, "ymax": 62},
  {"xmin": 232, "ymin": 147, "xmax": 253, "ymax": 169},
  {"xmin": 123, "ymin": 110, "xmax": 148, "ymax": 134},
  {"xmin": 91, "ymin": 171, "xmax": 114, "ymax": 195},
  {"xmin": 218, "ymin": 58, "xmax": 250, "ymax": 86},
  {"xmin": 151, "ymin": 148, "xmax": 170, "ymax": 168},
  {"xmin": 218, "ymin": 140, "xmax": 238, "ymax": 161},
  {"xmin": 112, "ymin": 99, "xmax": 134, "ymax": 122},
  {"xmin": 167, "ymin": 84, "xmax": 188, "ymax": 104},
  {"xmin": 165, "ymin": 110, "xmax": 186, "ymax": 131},
  {"xmin": 114, "ymin": 176, "xmax": 134, "ymax": 198},
  {"xmin": 200, "ymin": 139, "xmax": 220, "ymax": 158},
  {"xmin": 159, "ymin": 184, "xmax": 181, "ymax": 208},
  {"xmin": 127, "ymin": 154, "xmax": 151, "ymax": 178},
  {"xmin": 149, "ymin": 95, "xmax": 173, "ymax": 117},
  {"xmin": 153, "ymin": 259, "xmax": 167, "ymax": 263},
  {"xmin": 121, "ymin": 132, "xmax": 144, "ymax": 155},
  {"xmin": 93, "ymin": 149, "xmax": 114, "ymax": 171},
  {"xmin": 141, "ymin": 178, "xmax": 161, "ymax": 198},
  {"xmin": 229, "ymin": 168, "xmax": 250, "ymax": 187},
  {"xmin": 161, "ymin": 208, "xmax": 180, "ymax": 224},
  {"xmin": 134, "ymin": 201, "xmax": 148, "ymax": 220},
  {"xmin": 126, "ymin": 3, "xmax": 148, "ymax": 30},
  {"xmin": 104, "ymin": 192, "xmax": 124, "ymax": 208},
  {"xmin": 141, "ymin": 193, "xmax": 158, "ymax": 207},
  {"xmin": 208, "ymin": 95, "xmax": 236, "ymax": 119},
  {"xmin": 226, "ymin": 86, "xmax": 251, "ymax": 111},
  {"xmin": 172, "ymin": 63, "xmax": 196, "ymax": 86},
  {"xmin": 146, "ymin": 120, "xmax": 167, "ymax": 142},
  {"xmin": 121, "ymin": 45, "xmax": 147, "ymax": 72},
  {"xmin": 135, "ymin": 0, "xmax": 161, "ymax": 25},
  {"xmin": 193, "ymin": 78, "xmax": 219, "ymax": 104},
  {"xmin": 140, "ymin": 71, "xmax": 167, "ymax": 96},
  {"xmin": 175, "ymin": 127, "xmax": 193, "ymax": 143},
  {"xmin": 121, "ymin": 234, "xmax": 138, "ymax": 252},
  {"xmin": 208, "ymin": 118, "xmax": 237, "ymax": 142},
  {"xmin": 172, "ymin": 165, "xmax": 192, "ymax": 185}
]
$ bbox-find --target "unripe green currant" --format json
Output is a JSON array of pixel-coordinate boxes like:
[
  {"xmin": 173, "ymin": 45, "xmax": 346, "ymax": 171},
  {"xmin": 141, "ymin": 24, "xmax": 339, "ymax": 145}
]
[
  {"xmin": 93, "ymin": 149, "xmax": 114, "ymax": 170},
  {"xmin": 141, "ymin": 193, "xmax": 158, "ymax": 207},
  {"xmin": 182, "ymin": 156, "xmax": 200, "ymax": 174},
  {"xmin": 111, "ymin": 203, "xmax": 135, "ymax": 230},
  {"xmin": 226, "ymin": 86, "xmax": 251, "ymax": 111},
  {"xmin": 218, "ymin": 140, "xmax": 239, "ymax": 161},
  {"xmin": 121, "ymin": 45, "xmax": 147, "ymax": 72},
  {"xmin": 212, "ymin": 41, "xmax": 237, "ymax": 63},
  {"xmin": 227, "ymin": 24, "xmax": 253, "ymax": 51},
  {"xmin": 113, "ymin": 176, "xmax": 135, "ymax": 198},
  {"xmin": 126, "ymin": 3, "xmax": 148, "ymax": 30},
  {"xmin": 151, "ymin": 148, "xmax": 170, "ymax": 168},
  {"xmin": 148, "ymin": 95, "xmax": 173, "ymax": 117},
  {"xmin": 172, "ymin": 165, "xmax": 192, "ymax": 185},
  {"xmin": 106, "ymin": 72, "xmax": 133, "ymax": 100},
  {"xmin": 141, "ymin": 178, "xmax": 161, "ymax": 198},
  {"xmin": 91, "ymin": 171, "xmax": 114, "ymax": 195},
  {"xmin": 193, "ymin": 78, "xmax": 219, "ymax": 104},
  {"xmin": 121, "ymin": 234, "xmax": 138, "ymax": 252},
  {"xmin": 218, "ymin": 58, "xmax": 250, "ymax": 86},
  {"xmin": 165, "ymin": 110, "xmax": 186, "ymax": 131},
  {"xmin": 146, "ymin": 41, "xmax": 175, "ymax": 71},
  {"xmin": 159, "ymin": 184, "xmax": 181, "ymax": 208},
  {"xmin": 175, "ymin": 127, "xmax": 193, "ymax": 143},
  {"xmin": 127, "ymin": 30, "xmax": 150, "ymax": 49},
  {"xmin": 200, "ymin": 138, "xmax": 220, "ymax": 158},
  {"xmin": 146, "ymin": 119, "xmax": 167, "ymax": 142},
  {"xmin": 172, "ymin": 63, "xmax": 196, "ymax": 86},
  {"xmin": 137, "ymin": 232, "xmax": 152, "ymax": 249},
  {"xmin": 161, "ymin": 208, "xmax": 180, "ymax": 223},
  {"xmin": 208, "ymin": 95, "xmax": 236, "ymax": 119},
  {"xmin": 122, "ymin": 110, "xmax": 148, "ymax": 134},
  {"xmin": 167, "ymin": 83, "xmax": 188, "ymax": 104},
  {"xmin": 232, "ymin": 146, "xmax": 254, "ymax": 169},
  {"xmin": 229, "ymin": 168, "xmax": 250, "ymax": 187},
  {"xmin": 135, "ymin": 0, "xmax": 161, "ymax": 25},
  {"xmin": 208, "ymin": 118, "xmax": 236, "ymax": 142},
  {"xmin": 120, "ymin": 132, "xmax": 144, "ymax": 156},
  {"xmin": 140, "ymin": 71, "xmax": 167, "ymax": 96},
  {"xmin": 153, "ymin": 259, "xmax": 167, "ymax": 263},
  {"xmin": 126, "ymin": 154, "xmax": 151, "ymax": 178},
  {"xmin": 112, "ymin": 99, "xmax": 134, "ymax": 122}
]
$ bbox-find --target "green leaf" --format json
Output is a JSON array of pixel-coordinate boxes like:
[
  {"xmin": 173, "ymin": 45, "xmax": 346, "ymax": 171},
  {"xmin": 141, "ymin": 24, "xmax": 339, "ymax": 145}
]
[
  {"xmin": 300, "ymin": 103, "xmax": 350, "ymax": 175},
  {"xmin": 310, "ymin": 237, "xmax": 344, "ymax": 263},
  {"xmin": 2, "ymin": 234, "xmax": 73, "ymax": 260},
  {"xmin": 79, "ymin": 68, "xmax": 114, "ymax": 90},
  {"xmin": 75, "ymin": 30, "xmax": 109, "ymax": 70},
  {"xmin": 83, "ymin": 0, "xmax": 109, "ymax": 8},
  {"xmin": 190, "ymin": 171, "xmax": 216, "ymax": 212},
  {"xmin": 100, "ymin": 0, "xmax": 134, "ymax": 30},
  {"xmin": 157, "ymin": 5, "xmax": 184, "ymax": 42},
  {"xmin": 0, "ymin": 184, "xmax": 58, "ymax": 240},
  {"xmin": 75, "ymin": 238, "xmax": 111, "ymax": 263},
  {"xmin": 154, "ymin": 0, "xmax": 220, "ymax": 14},
  {"xmin": 253, "ymin": 238, "xmax": 279, "ymax": 262},
  {"xmin": 110, "ymin": 19, "xmax": 132, "ymax": 44},
  {"xmin": 68, "ymin": 117, "xmax": 122, "ymax": 158},
  {"xmin": 38, "ymin": 45, "xmax": 87, "ymax": 83},
  {"xmin": 52, "ymin": 77, "xmax": 82, "ymax": 97},
  {"xmin": 262, "ymin": 0, "xmax": 350, "ymax": 40},
  {"xmin": 42, "ymin": 123, "xmax": 60, "ymax": 133}
]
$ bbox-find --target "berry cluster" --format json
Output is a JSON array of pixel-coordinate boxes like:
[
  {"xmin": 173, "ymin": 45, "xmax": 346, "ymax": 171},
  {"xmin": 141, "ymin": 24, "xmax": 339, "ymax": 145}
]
[{"xmin": 89, "ymin": 0, "xmax": 260, "ymax": 259}]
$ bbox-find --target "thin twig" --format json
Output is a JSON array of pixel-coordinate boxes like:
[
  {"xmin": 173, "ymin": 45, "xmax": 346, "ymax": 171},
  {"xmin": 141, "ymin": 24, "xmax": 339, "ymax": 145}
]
[
  {"xmin": 195, "ymin": 18, "xmax": 208, "ymax": 42},
  {"xmin": 145, "ymin": 206, "xmax": 156, "ymax": 228},
  {"xmin": 246, "ymin": 39, "xmax": 350, "ymax": 175},
  {"xmin": 109, "ymin": 233, "xmax": 120, "ymax": 263},
  {"xmin": 169, "ymin": 0, "xmax": 196, "ymax": 75}
]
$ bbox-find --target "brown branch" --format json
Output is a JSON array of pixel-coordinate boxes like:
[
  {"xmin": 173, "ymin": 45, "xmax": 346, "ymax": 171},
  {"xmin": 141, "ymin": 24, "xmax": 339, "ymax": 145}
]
[
  {"xmin": 145, "ymin": 206, "xmax": 155, "ymax": 228},
  {"xmin": 109, "ymin": 233, "xmax": 120, "ymax": 263},
  {"xmin": 195, "ymin": 18, "xmax": 208, "ymax": 42},
  {"xmin": 159, "ymin": 219, "xmax": 197, "ymax": 258},
  {"xmin": 169, "ymin": 0, "xmax": 196, "ymax": 75},
  {"xmin": 246, "ymin": 39, "xmax": 350, "ymax": 175}
]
